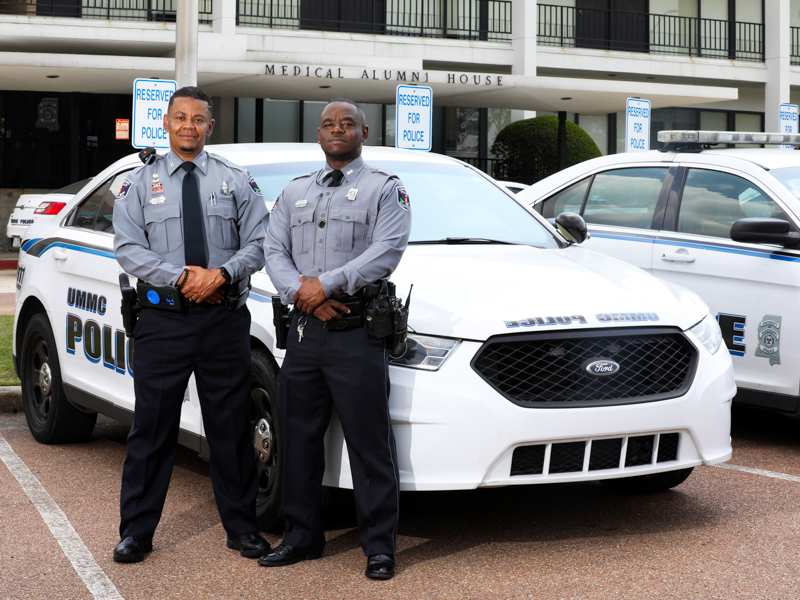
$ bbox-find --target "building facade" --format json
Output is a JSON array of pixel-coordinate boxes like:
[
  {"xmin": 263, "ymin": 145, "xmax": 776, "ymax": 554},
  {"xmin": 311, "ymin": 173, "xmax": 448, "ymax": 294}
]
[{"xmin": 0, "ymin": 0, "xmax": 796, "ymax": 196}]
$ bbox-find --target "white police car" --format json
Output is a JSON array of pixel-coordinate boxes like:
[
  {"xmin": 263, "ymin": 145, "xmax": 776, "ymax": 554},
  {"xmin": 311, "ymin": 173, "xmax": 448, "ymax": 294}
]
[
  {"xmin": 5, "ymin": 178, "xmax": 92, "ymax": 251},
  {"xmin": 520, "ymin": 130, "xmax": 800, "ymax": 418},
  {"xmin": 13, "ymin": 143, "xmax": 735, "ymax": 528}
]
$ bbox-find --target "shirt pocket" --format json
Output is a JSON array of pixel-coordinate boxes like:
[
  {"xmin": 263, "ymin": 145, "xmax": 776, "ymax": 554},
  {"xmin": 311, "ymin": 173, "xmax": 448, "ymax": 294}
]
[
  {"xmin": 290, "ymin": 209, "xmax": 316, "ymax": 255},
  {"xmin": 208, "ymin": 195, "xmax": 239, "ymax": 250},
  {"xmin": 144, "ymin": 202, "xmax": 182, "ymax": 254},
  {"xmin": 329, "ymin": 207, "xmax": 368, "ymax": 253}
]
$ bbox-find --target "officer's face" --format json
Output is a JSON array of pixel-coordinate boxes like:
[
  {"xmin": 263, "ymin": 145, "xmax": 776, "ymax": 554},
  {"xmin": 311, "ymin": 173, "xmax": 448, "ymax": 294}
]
[
  {"xmin": 163, "ymin": 96, "xmax": 215, "ymax": 160},
  {"xmin": 318, "ymin": 102, "xmax": 368, "ymax": 166}
]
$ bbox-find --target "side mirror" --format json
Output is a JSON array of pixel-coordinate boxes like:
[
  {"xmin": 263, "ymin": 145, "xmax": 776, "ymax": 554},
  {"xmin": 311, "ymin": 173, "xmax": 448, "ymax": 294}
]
[
  {"xmin": 555, "ymin": 212, "xmax": 589, "ymax": 245},
  {"xmin": 730, "ymin": 218, "xmax": 800, "ymax": 247}
]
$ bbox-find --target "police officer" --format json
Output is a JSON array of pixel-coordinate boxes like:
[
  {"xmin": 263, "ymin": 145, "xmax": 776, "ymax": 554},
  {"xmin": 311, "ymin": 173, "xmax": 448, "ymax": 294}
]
[
  {"xmin": 112, "ymin": 86, "xmax": 270, "ymax": 563},
  {"xmin": 260, "ymin": 98, "xmax": 411, "ymax": 580}
]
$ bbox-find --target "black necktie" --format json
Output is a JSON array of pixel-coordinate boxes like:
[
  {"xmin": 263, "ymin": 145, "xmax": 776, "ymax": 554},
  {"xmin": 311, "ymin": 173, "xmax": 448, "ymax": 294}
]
[
  {"xmin": 180, "ymin": 162, "xmax": 207, "ymax": 268},
  {"xmin": 328, "ymin": 169, "xmax": 344, "ymax": 188}
]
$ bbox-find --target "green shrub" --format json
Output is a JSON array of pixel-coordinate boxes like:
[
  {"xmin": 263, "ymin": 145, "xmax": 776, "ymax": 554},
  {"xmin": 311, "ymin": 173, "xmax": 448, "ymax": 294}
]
[{"xmin": 491, "ymin": 116, "xmax": 602, "ymax": 184}]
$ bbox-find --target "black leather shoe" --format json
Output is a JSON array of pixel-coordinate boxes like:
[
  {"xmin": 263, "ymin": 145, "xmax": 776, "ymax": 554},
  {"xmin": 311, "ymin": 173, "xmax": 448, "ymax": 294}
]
[
  {"xmin": 257, "ymin": 541, "xmax": 325, "ymax": 567},
  {"xmin": 365, "ymin": 553, "xmax": 395, "ymax": 580},
  {"xmin": 113, "ymin": 536, "xmax": 153, "ymax": 563},
  {"xmin": 226, "ymin": 531, "xmax": 271, "ymax": 559}
]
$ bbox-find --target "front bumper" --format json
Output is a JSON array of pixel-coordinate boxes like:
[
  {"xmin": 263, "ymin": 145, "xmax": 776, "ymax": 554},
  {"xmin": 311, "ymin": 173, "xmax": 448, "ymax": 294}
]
[{"xmin": 322, "ymin": 334, "xmax": 735, "ymax": 491}]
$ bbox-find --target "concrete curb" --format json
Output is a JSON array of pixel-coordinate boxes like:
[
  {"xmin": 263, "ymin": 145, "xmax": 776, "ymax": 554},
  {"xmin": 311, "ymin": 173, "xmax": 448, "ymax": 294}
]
[{"xmin": 0, "ymin": 387, "xmax": 22, "ymax": 413}]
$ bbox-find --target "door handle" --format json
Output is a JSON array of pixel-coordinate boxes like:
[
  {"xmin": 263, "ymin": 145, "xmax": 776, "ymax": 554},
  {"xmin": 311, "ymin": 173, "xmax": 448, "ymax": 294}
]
[
  {"xmin": 661, "ymin": 252, "xmax": 695, "ymax": 263},
  {"xmin": 53, "ymin": 249, "xmax": 68, "ymax": 262}
]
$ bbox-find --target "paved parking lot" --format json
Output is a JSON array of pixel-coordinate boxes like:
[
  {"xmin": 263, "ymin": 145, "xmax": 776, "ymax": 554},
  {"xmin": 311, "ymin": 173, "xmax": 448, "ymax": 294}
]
[{"xmin": 2, "ymin": 405, "xmax": 800, "ymax": 600}]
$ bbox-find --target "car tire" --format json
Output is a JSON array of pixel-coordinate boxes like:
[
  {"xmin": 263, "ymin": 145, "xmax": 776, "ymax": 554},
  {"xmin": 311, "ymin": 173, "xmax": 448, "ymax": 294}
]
[
  {"xmin": 600, "ymin": 467, "xmax": 694, "ymax": 493},
  {"xmin": 20, "ymin": 313, "xmax": 97, "ymax": 444},
  {"xmin": 251, "ymin": 348, "xmax": 283, "ymax": 532}
]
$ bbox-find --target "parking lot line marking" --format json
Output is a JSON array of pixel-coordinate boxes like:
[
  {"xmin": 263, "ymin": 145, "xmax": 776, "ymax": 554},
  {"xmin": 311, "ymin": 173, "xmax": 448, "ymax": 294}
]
[
  {"xmin": 0, "ymin": 433, "xmax": 126, "ymax": 600},
  {"xmin": 713, "ymin": 462, "xmax": 800, "ymax": 484}
]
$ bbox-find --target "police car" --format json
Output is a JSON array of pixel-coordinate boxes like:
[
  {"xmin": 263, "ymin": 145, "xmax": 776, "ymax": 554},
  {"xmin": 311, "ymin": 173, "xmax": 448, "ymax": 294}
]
[
  {"xmin": 13, "ymin": 143, "xmax": 735, "ymax": 529},
  {"xmin": 5, "ymin": 178, "xmax": 92, "ymax": 251},
  {"xmin": 520, "ymin": 130, "xmax": 800, "ymax": 418}
]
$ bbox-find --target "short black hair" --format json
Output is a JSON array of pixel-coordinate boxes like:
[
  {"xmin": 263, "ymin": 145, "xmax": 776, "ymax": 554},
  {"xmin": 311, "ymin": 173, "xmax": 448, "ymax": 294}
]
[
  {"xmin": 168, "ymin": 86, "xmax": 213, "ymax": 114},
  {"xmin": 326, "ymin": 98, "xmax": 366, "ymax": 127}
]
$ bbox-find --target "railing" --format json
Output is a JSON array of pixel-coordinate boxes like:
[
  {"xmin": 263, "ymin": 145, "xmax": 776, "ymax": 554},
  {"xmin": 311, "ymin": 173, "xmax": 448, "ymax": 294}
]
[
  {"xmin": 0, "ymin": 0, "xmax": 212, "ymax": 21},
  {"xmin": 538, "ymin": 4, "xmax": 763, "ymax": 62},
  {"xmin": 237, "ymin": 0, "xmax": 512, "ymax": 41},
  {"xmin": 792, "ymin": 27, "xmax": 800, "ymax": 65}
]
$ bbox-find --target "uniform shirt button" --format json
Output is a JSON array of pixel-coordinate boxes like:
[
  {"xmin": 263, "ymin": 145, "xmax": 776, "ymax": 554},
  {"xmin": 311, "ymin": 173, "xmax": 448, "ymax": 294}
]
[
  {"xmin": 224, "ymin": 211, "xmax": 229, "ymax": 216},
  {"xmin": 346, "ymin": 215, "xmax": 350, "ymax": 220},
  {"xmin": 317, "ymin": 268, "xmax": 322, "ymax": 273},
  {"xmin": 318, "ymin": 220, "xmax": 326, "ymax": 228}
]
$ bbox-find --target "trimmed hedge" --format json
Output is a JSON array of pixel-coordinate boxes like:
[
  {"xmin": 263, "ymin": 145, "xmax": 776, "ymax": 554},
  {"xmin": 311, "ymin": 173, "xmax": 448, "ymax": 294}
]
[{"xmin": 491, "ymin": 116, "xmax": 602, "ymax": 184}]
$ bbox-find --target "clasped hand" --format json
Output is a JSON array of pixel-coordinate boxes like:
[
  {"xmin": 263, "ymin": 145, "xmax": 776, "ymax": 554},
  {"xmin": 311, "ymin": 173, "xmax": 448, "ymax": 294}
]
[
  {"xmin": 179, "ymin": 266, "xmax": 225, "ymax": 304},
  {"xmin": 293, "ymin": 275, "xmax": 350, "ymax": 322}
]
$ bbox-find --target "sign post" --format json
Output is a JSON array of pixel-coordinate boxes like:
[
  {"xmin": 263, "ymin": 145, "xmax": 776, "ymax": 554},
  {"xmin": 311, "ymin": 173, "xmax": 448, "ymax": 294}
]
[
  {"xmin": 625, "ymin": 98, "xmax": 651, "ymax": 152},
  {"xmin": 132, "ymin": 78, "xmax": 177, "ymax": 149},
  {"xmin": 779, "ymin": 103, "xmax": 798, "ymax": 149},
  {"xmin": 396, "ymin": 85, "xmax": 432, "ymax": 151}
]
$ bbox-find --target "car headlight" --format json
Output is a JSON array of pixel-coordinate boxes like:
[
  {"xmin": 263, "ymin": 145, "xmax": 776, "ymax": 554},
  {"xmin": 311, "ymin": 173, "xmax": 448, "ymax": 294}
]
[
  {"xmin": 688, "ymin": 314, "xmax": 723, "ymax": 355},
  {"xmin": 389, "ymin": 334, "xmax": 460, "ymax": 371}
]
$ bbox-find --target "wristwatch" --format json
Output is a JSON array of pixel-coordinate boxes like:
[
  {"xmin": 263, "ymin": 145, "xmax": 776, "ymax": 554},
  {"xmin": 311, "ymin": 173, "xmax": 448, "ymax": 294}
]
[{"xmin": 219, "ymin": 266, "xmax": 232, "ymax": 284}]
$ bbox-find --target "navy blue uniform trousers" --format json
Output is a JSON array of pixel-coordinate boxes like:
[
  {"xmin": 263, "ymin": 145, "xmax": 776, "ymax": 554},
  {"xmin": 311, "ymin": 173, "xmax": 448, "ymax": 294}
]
[
  {"xmin": 279, "ymin": 313, "xmax": 400, "ymax": 556},
  {"xmin": 119, "ymin": 304, "xmax": 259, "ymax": 539}
]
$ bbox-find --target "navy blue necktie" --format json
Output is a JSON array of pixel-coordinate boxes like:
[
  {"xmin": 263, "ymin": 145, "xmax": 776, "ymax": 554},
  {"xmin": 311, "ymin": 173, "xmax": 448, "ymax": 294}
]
[
  {"xmin": 328, "ymin": 169, "xmax": 344, "ymax": 187},
  {"xmin": 180, "ymin": 162, "xmax": 207, "ymax": 268}
]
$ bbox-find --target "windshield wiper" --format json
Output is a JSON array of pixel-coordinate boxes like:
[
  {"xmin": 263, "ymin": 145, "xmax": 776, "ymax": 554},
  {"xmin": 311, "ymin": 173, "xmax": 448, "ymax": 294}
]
[{"xmin": 409, "ymin": 237, "xmax": 517, "ymax": 245}]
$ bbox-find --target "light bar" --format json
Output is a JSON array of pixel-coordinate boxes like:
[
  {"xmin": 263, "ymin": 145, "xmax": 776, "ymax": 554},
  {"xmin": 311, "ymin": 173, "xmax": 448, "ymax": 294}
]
[{"xmin": 658, "ymin": 130, "xmax": 800, "ymax": 146}]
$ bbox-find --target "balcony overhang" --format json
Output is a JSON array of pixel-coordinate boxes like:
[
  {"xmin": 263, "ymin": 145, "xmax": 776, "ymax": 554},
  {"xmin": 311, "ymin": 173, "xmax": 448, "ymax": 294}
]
[{"xmin": 0, "ymin": 52, "xmax": 738, "ymax": 112}]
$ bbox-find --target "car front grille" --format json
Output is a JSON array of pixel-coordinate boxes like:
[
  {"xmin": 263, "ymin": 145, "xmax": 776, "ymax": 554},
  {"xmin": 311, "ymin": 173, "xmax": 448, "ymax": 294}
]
[
  {"xmin": 510, "ymin": 432, "xmax": 681, "ymax": 477},
  {"xmin": 471, "ymin": 327, "xmax": 697, "ymax": 407}
]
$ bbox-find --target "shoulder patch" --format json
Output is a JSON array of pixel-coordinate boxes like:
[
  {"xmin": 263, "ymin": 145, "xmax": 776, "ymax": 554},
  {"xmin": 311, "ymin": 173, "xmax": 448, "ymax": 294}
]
[
  {"xmin": 397, "ymin": 187, "xmax": 410, "ymax": 211},
  {"xmin": 270, "ymin": 196, "xmax": 280, "ymax": 213},
  {"xmin": 117, "ymin": 178, "xmax": 133, "ymax": 200},
  {"xmin": 248, "ymin": 174, "xmax": 263, "ymax": 196}
]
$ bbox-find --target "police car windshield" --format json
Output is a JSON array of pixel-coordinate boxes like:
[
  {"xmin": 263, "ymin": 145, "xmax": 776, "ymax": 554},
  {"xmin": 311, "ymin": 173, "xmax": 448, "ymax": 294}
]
[
  {"xmin": 248, "ymin": 159, "xmax": 559, "ymax": 249},
  {"xmin": 770, "ymin": 167, "xmax": 800, "ymax": 200}
]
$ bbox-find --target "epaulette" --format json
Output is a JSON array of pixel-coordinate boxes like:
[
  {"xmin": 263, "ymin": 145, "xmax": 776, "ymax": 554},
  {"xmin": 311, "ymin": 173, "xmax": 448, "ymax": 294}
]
[
  {"xmin": 370, "ymin": 167, "xmax": 398, "ymax": 179},
  {"xmin": 207, "ymin": 152, "xmax": 245, "ymax": 173}
]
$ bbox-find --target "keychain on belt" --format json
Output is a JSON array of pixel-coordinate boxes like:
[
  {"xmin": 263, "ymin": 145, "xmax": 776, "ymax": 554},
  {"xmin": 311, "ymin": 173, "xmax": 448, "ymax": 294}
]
[{"xmin": 297, "ymin": 315, "xmax": 308, "ymax": 342}]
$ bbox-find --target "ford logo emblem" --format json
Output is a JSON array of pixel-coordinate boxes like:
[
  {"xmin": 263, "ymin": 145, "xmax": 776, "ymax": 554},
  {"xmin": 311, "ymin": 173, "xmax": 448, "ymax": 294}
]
[{"xmin": 584, "ymin": 359, "xmax": 620, "ymax": 376}]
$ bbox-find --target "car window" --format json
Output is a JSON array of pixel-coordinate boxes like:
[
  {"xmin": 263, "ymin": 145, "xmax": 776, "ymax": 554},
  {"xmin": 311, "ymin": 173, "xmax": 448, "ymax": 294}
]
[
  {"xmin": 250, "ymin": 160, "xmax": 560, "ymax": 248},
  {"xmin": 70, "ymin": 170, "xmax": 133, "ymax": 233},
  {"xmin": 538, "ymin": 177, "xmax": 590, "ymax": 219},
  {"xmin": 583, "ymin": 168, "xmax": 668, "ymax": 229},
  {"xmin": 677, "ymin": 169, "xmax": 787, "ymax": 239}
]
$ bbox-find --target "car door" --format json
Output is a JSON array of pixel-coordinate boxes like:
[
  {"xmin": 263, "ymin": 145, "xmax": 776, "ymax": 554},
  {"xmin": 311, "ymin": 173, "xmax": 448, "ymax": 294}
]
[
  {"xmin": 652, "ymin": 165, "xmax": 800, "ymax": 406},
  {"xmin": 50, "ymin": 169, "xmax": 204, "ymax": 436},
  {"xmin": 536, "ymin": 166, "xmax": 674, "ymax": 272}
]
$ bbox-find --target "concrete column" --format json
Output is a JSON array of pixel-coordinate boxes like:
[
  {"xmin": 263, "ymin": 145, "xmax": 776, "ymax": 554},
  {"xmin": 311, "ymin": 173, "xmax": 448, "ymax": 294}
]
[
  {"xmin": 175, "ymin": 0, "xmax": 199, "ymax": 87},
  {"xmin": 212, "ymin": 0, "xmax": 237, "ymax": 35},
  {"xmin": 764, "ymin": 0, "xmax": 790, "ymax": 132},
  {"xmin": 512, "ymin": 0, "xmax": 537, "ymax": 77}
]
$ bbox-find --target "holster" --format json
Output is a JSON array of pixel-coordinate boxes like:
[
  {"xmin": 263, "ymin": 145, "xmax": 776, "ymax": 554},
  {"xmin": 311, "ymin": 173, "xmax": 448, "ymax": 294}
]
[
  {"xmin": 272, "ymin": 296, "xmax": 293, "ymax": 350},
  {"xmin": 224, "ymin": 277, "xmax": 250, "ymax": 311},
  {"xmin": 119, "ymin": 273, "xmax": 140, "ymax": 338}
]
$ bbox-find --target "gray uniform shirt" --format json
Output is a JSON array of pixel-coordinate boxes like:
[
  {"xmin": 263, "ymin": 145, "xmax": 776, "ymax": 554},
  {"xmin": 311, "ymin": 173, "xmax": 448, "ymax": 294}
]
[
  {"xmin": 264, "ymin": 155, "xmax": 411, "ymax": 305},
  {"xmin": 113, "ymin": 150, "xmax": 267, "ymax": 286}
]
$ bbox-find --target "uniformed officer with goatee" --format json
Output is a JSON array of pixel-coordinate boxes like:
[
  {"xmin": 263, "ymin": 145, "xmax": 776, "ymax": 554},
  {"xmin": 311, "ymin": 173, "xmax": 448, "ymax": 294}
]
[{"xmin": 112, "ymin": 86, "xmax": 269, "ymax": 563}]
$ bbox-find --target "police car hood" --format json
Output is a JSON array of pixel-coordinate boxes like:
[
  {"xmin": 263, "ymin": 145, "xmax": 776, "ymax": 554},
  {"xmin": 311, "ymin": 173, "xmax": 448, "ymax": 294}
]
[{"xmin": 391, "ymin": 244, "xmax": 708, "ymax": 340}]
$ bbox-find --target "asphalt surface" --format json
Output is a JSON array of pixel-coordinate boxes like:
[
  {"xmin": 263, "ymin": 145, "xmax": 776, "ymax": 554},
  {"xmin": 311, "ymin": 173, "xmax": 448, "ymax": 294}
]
[
  {"xmin": 5, "ymin": 255, "xmax": 800, "ymax": 598},
  {"xmin": 3, "ymin": 408, "xmax": 800, "ymax": 599}
]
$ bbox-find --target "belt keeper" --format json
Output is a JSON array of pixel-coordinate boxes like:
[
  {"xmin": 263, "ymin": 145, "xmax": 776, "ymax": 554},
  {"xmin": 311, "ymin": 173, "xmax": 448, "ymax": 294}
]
[{"xmin": 176, "ymin": 268, "xmax": 190, "ymax": 289}]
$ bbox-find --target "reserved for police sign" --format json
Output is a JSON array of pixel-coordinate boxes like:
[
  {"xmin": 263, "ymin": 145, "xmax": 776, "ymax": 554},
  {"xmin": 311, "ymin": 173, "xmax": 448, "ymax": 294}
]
[
  {"xmin": 132, "ymin": 79, "xmax": 177, "ymax": 149},
  {"xmin": 396, "ymin": 85, "xmax": 432, "ymax": 151}
]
